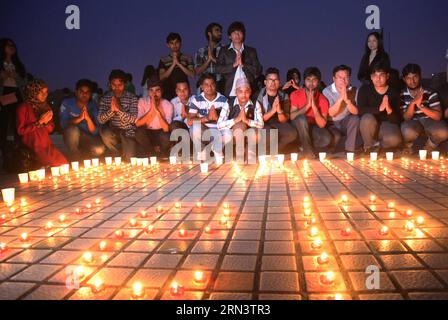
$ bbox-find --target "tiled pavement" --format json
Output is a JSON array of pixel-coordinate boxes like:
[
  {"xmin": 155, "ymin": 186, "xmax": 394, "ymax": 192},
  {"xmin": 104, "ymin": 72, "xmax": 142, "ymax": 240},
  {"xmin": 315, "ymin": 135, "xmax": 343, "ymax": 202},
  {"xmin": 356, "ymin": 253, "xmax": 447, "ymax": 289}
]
[{"xmin": 1, "ymin": 156, "xmax": 448, "ymax": 300}]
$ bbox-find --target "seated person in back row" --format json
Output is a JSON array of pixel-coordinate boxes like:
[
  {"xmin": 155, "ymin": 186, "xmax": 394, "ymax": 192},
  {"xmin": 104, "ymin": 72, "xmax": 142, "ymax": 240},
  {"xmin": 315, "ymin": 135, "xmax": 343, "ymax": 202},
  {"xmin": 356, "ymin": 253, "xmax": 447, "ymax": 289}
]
[
  {"xmin": 60, "ymin": 79, "xmax": 105, "ymax": 161},
  {"xmin": 257, "ymin": 67, "xmax": 297, "ymax": 154},
  {"xmin": 135, "ymin": 75, "xmax": 174, "ymax": 158},
  {"xmin": 98, "ymin": 69, "xmax": 139, "ymax": 162},
  {"xmin": 170, "ymin": 81, "xmax": 190, "ymax": 132},
  {"xmin": 400, "ymin": 64, "xmax": 448, "ymax": 154},
  {"xmin": 188, "ymin": 73, "xmax": 228, "ymax": 159},
  {"xmin": 323, "ymin": 65, "xmax": 360, "ymax": 154},
  {"xmin": 356, "ymin": 63, "xmax": 402, "ymax": 153},
  {"xmin": 290, "ymin": 67, "xmax": 331, "ymax": 159}
]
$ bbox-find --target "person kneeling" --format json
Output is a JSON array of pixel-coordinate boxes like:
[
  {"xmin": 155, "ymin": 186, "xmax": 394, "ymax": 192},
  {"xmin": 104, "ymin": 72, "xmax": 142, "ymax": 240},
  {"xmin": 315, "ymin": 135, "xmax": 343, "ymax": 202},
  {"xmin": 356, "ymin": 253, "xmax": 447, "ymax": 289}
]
[
  {"xmin": 217, "ymin": 78, "xmax": 264, "ymax": 162},
  {"xmin": 60, "ymin": 79, "xmax": 105, "ymax": 161},
  {"xmin": 135, "ymin": 76, "xmax": 173, "ymax": 158},
  {"xmin": 16, "ymin": 79, "xmax": 68, "ymax": 167}
]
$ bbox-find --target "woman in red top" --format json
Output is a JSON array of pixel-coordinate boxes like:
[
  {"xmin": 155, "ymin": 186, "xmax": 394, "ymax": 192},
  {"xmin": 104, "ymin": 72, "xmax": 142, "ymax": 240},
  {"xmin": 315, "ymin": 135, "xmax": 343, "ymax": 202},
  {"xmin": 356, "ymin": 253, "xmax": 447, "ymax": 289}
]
[{"xmin": 16, "ymin": 79, "xmax": 68, "ymax": 166}]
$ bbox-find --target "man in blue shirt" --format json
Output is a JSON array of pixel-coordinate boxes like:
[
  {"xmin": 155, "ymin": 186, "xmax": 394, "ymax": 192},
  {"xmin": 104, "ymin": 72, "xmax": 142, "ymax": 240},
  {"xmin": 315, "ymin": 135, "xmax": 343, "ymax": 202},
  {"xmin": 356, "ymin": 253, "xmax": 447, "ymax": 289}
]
[{"xmin": 60, "ymin": 79, "xmax": 105, "ymax": 160}]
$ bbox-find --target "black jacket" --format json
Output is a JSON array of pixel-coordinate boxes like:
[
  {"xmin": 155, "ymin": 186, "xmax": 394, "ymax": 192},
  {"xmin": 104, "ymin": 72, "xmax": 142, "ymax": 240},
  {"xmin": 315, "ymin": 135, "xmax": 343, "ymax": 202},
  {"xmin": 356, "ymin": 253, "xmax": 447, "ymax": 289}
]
[{"xmin": 216, "ymin": 44, "xmax": 262, "ymax": 97}]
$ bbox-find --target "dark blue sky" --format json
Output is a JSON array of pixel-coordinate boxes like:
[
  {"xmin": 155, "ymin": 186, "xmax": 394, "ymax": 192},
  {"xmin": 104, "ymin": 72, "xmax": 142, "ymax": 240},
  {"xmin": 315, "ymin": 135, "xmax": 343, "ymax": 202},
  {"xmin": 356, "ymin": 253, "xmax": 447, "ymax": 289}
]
[{"xmin": 1, "ymin": 0, "xmax": 447, "ymax": 94}]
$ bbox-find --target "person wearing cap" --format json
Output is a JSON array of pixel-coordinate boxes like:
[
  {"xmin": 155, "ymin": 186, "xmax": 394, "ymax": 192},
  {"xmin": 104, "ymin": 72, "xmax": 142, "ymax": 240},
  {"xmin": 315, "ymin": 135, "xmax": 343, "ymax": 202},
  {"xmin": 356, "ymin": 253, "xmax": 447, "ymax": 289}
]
[
  {"xmin": 218, "ymin": 77, "xmax": 263, "ymax": 161},
  {"xmin": 135, "ymin": 75, "xmax": 174, "ymax": 158}
]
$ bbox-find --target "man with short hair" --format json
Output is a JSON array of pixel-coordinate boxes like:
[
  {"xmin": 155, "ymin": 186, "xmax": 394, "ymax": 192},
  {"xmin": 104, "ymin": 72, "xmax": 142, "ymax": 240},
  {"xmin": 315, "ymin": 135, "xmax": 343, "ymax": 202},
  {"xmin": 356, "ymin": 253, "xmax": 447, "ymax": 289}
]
[
  {"xmin": 135, "ymin": 76, "xmax": 174, "ymax": 158},
  {"xmin": 216, "ymin": 21, "xmax": 262, "ymax": 98},
  {"xmin": 290, "ymin": 67, "xmax": 331, "ymax": 158},
  {"xmin": 400, "ymin": 63, "xmax": 448, "ymax": 154},
  {"xmin": 60, "ymin": 79, "xmax": 105, "ymax": 160},
  {"xmin": 170, "ymin": 81, "xmax": 190, "ymax": 132},
  {"xmin": 188, "ymin": 73, "xmax": 228, "ymax": 159},
  {"xmin": 159, "ymin": 33, "xmax": 194, "ymax": 100},
  {"xmin": 194, "ymin": 23, "xmax": 224, "ymax": 92},
  {"xmin": 357, "ymin": 63, "xmax": 402, "ymax": 153},
  {"xmin": 98, "ymin": 69, "xmax": 138, "ymax": 161},
  {"xmin": 323, "ymin": 65, "xmax": 360, "ymax": 154},
  {"xmin": 257, "ymin": 67, "xmax": 297, "ymax": 154}
]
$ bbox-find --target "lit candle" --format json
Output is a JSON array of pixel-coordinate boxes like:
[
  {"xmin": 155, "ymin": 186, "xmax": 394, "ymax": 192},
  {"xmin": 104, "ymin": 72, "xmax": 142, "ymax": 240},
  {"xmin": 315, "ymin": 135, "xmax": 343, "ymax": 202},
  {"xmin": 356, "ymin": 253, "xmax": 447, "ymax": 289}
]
[
  {"xmin": 223, "ymin": 209, "xmax": 231, "ymax": 217},
  {"xmin": 223, "ymin": 202, "xmax": 230, "ymax": 209},
  {"xmin": 196, "ymin": 202, "xmax": 203, "ymax": 208},
  {"xmin": 114, "ymin": 157, "xmax": 122, "ymax": 166},
  {"xmin": 205, "ymin": 226, "xmax": 212, "ymax": 234},
  {"xmin": 140, "ymin": 210, "xmax": 147, "ymax": 218},
  {"xmin": 76, "ymin": 208, "xmax": 84, "ymax": 215},
  {"xmin": 317, "ymin": 252, "xmax": 329, "ymax": 265},
  {"xmin": 170, "ymin": 282, "xmax": 184, "ymax": 296},
  {"xmin": 1, "ymin": 188, "xmax": 15, "ymax": 206},
  {"xmin": 58, "ymin": 214, "xmax": 66, "ymax": 223},
  {"xmin": 51, "ymin": 166, "xmax": 60, "ymax": 176},
  {"xmin": 369, "ymin": 195, "xmax": 376, "ymax": 203},
  {"xmin": 341, "ymin": 194, "xmax": 349, "ymax": 204},
  {"xmin": 84, "ymin": 160, "xmax": 92, "ymax": 168},
  {"xmin": 416, "ymin": 216, "xmax": 425, "ymax": 226},
  {"xmin": 304, "ymin": 209, "xmax": 312, "ymax": 217},
  {"xmin": 175, "ymin": 202, "xmax": 182, "ymax": 209},
  {"xmin": 129, "ymin": 218, "xmax": 138, "ymax": 227},
  {"xmin": 0, "ymin": 214, "xmax": 5, "ymax": 221},
  {"xmin": 45, "ymin": 221, "xmax": 54, "ymax": 230},
  {"xmin": 83, "ymin": 252, "xmax": 93, "ymax": 263},
  {"xmin": 95, "ymin": 198, "xmax": 101, "ymax": 205},
  {"xmin": 311, "ymin": 238, "xmax": 322, "ymax": 249},
  {"xmin": 220, "ymin": 216, "xmax": 228, "ymax": 225},
  {"xmin": 406, "ymin": 210, "xmax": 413, "ymax": 217},
  {"xmin": 309, "ymin": 227, "xmax": 319, "ymax": 238},
  {"xmin": 20, "ymin": 232, "xmax": 29, "ymax": 242},
  {"xmin": 92, "ymin": 158, "xmax": 100, "ymax": 167},
  {"xmin": 179, "ymin": 229, "xmax": 187, "ymax": 237},
  {"xmin": 132, "ymin": 282, "xmax": 144, "ymax": 298},
  {"xmin": 20, "ymin": 198, "xmax": 28, "ymax": 207},
  {"xmin": 105, "ymin": 157, "xmax": 113, "ymax": 166},
  {"xmin": 0, "ymin": 242, "xmax": 7, "ymax": 253},
  {"xmin": 388, "ymin": 202, "xmax": 395, "ymax": 210},
  {"xmin": 145, "ymin": 225, "xmax": 155, "ymax": 234},
  {"xmin": 99, "ymin": 241, "xmax": 107, "ymax": 251},
  {"xmin": 341, "ymin": 227, "xmax": 352, "ymax": 236},
  {"xmin": 71, "ymin": 161, "xmax": 79, "ymax": 171},
  {"xmin": 194, "ymin": 271, "xmax": 206, "ymax": 284},
  {"xmin": 75, "ymin": 266, "xmax": 85, "ymax": 279},
  {"xmin": 18, "ymin": 173, "xmax": 29, "ymax": 184},
  {"xmin": 92, "ymin": 278, "xmax": 104, "ymax": 293},
  {"xmin": 405, "ymin": 221, "xmax": 415, "ymax": 232},
  {"xmin": 320, "ymin": 271, "xmax": 335, "ymax": 285},
  {"xmin": 156, "ymin": 206, "xmax": 164, "ymax": 213},
  {"xmin": 115, "ymin": 230, "xmax": 124, "ymax": 239},
  {"xmin": 379, "ymin": 226, "xmax": 389, "ymax": 236}
]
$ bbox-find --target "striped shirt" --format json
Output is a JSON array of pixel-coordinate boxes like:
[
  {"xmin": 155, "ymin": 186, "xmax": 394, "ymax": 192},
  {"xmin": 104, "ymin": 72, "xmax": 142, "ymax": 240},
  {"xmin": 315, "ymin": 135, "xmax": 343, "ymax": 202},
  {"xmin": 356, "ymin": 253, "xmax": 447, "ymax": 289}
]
[
  {"xmin": 217, "ymin": 97, "xmax": 264, "ymax": 130},
  {"xmin": 189, "ymin": 92, "xmax": 228, "ymax": 128},
  {"xmin": 400, "ymin": 87, "xmax": 441, "ymax": 119},
  {"xmin": 98, "ymin": 91, "xmax": 138, "ymax": 137},
  {"xmin": 194, "ymin": 44, "xmax": 223, "ymax": 82}
]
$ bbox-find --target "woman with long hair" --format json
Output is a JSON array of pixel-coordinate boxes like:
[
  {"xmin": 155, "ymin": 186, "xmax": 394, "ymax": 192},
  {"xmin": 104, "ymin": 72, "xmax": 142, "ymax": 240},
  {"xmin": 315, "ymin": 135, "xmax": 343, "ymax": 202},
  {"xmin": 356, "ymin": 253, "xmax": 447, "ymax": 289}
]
[
  {"xmin": 16, "ymin": 79, "xmax": 68, "ymax": 166},
  {"xmin": 357, "ymin": 32, "xmax": 391, "ymax": 84},
  {"xmin": 0, "ymin": 38, "xmax": 27, "ymax": 165}
]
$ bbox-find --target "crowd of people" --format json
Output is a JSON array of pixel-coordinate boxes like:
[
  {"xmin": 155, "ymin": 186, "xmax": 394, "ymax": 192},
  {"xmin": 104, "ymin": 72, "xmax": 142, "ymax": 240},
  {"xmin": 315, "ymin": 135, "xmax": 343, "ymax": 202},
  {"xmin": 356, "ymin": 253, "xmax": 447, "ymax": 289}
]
[{"xmin": 1, "ymin": 22, "xmax": 448, "ymax": 170}]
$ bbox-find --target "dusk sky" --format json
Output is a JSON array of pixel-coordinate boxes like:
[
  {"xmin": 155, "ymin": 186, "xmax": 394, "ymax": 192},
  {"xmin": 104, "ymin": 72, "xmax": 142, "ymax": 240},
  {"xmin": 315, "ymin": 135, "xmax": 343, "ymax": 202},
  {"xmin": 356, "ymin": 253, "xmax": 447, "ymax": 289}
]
[{"xmin": 1, "ymin": 0, "xmax": 447, "ymax": 94}]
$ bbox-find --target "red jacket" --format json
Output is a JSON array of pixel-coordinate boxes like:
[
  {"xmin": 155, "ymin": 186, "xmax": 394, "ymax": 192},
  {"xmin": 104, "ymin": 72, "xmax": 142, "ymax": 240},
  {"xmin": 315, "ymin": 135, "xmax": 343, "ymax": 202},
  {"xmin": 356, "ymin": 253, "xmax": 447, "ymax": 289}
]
[{"xmin": 16, "ymin": 102, "xmax": 67, "ymax": 166}]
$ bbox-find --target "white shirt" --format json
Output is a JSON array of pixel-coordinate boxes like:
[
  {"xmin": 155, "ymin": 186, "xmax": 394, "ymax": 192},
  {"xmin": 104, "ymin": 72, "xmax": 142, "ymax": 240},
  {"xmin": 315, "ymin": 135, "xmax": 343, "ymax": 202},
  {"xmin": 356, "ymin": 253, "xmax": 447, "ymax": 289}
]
[{"xmin": 229, "ymin": 43, "xmax": 247, "ymax": 97}]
